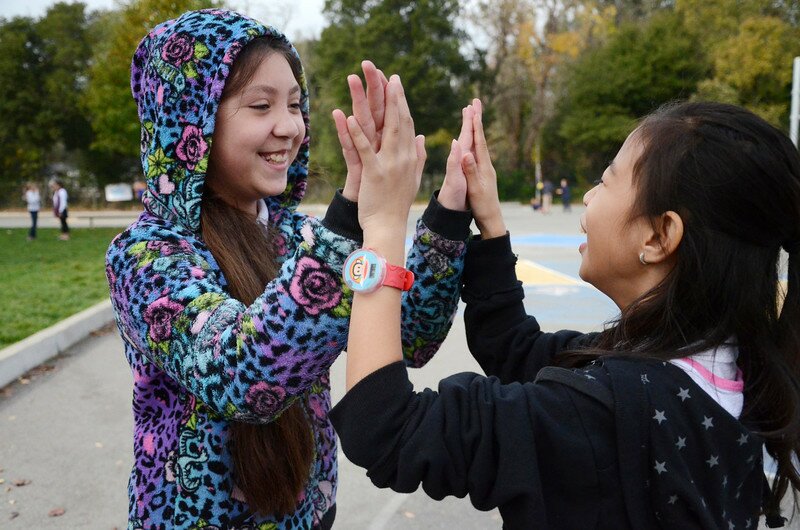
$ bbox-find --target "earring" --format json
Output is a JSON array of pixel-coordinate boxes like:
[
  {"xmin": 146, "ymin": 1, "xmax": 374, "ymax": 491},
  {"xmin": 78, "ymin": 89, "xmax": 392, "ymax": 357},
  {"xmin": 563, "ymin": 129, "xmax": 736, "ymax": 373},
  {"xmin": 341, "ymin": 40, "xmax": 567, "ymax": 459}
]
[{"xmin": 639, "ymin": 252, "xmax": 648, "ymax": 265}]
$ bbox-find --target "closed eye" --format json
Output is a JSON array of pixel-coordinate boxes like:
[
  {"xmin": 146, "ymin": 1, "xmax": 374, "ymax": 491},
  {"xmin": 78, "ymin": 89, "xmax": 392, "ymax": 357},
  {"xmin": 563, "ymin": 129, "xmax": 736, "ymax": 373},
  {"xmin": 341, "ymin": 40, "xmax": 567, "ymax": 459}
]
[
  {"xmin": 249, "ymin": 104, "xmax": 270, "ymax": 111},
  {"xmin": 593, "ymin": 179, "xmax": 603, "ymax": 186}
]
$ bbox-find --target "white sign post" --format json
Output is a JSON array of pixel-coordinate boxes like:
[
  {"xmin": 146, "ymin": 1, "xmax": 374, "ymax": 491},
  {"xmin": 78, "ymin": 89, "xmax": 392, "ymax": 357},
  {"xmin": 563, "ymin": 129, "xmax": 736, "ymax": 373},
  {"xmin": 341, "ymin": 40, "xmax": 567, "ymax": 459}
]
[{"xmin": 105, "ymin": 183, "xmax": 134, "ymax": 202}]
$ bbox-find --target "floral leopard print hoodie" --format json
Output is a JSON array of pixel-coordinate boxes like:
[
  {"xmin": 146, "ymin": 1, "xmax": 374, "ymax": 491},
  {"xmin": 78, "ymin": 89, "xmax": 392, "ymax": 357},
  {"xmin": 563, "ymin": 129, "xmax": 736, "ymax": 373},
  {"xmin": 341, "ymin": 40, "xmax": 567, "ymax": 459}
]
[{"xmin": 105, "ymin": 9, "xmax": 471, "ymax": 530}]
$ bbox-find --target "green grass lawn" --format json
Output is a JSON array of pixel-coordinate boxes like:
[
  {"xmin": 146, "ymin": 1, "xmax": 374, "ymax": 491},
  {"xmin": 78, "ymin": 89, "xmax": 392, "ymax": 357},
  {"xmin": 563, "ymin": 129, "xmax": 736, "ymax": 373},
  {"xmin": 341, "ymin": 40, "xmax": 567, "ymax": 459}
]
[{"xmin": 0, "ymin": 227, "xmax": 122, "ymax": 349}]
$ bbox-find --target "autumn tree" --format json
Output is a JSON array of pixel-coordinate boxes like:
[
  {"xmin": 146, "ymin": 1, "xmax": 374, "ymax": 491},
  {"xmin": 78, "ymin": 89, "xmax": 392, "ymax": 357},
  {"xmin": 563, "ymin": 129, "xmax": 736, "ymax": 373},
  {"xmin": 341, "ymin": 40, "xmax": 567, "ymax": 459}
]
[{"xmin": 468, "ymin": 0, "xmax": 616, "ymax": 198}]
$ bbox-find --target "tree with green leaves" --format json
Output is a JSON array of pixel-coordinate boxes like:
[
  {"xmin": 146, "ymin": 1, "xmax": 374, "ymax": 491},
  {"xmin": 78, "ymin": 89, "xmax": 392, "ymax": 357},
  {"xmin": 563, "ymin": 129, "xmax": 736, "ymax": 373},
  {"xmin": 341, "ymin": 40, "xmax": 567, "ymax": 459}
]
[
  {"xmin": 37, "ymin": 2, "xmax": 95, "ymax": 152},
  {"xmin": 0, "ymin": 16, "xmax": 47, "ymax": 191},
  {"xmin": 82, "ymin": 0, "xmax": 219, "ymax": 187},
  {"xmin": 0, "ymin": 3, "xmax": 96, "ymax": 205},
  {"xmin": 677, "ymin": 0, "xmax": 800, "ymax": 127},
  {"xmin": 552, "ymin": 11, "xmax": 707, "ymax": 181},
  {"xmin": 310, "ymin": 0, "xmax": 474, "ymax": 191}
]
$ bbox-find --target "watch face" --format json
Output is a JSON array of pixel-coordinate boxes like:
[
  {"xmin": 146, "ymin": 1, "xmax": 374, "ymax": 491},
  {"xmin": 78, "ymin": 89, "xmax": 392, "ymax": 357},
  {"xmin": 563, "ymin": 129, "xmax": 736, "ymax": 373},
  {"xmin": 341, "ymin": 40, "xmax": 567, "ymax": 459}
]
[{"xmin": 343, "ymin": 249, "xmax": 385, "ymax": 293}]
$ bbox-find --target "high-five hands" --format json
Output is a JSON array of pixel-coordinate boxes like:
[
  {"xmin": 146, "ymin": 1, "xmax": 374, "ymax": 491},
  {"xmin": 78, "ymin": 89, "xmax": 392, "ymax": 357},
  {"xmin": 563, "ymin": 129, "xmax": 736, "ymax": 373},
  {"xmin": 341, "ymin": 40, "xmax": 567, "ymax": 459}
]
[
  {"xmin": 333, "ymin": 61, "xmax": 388, "ymax": 202},
  {"xmin": 452, "ymin": 98, "xmax": 507, "ymax": 239},
  {"xmin": 437, "ymin": 104, "xmax": 474, "ymax": 211},
  {"xmin": 344, "ymin": 75, "xmax": 425, "ymax": 235},
  {"xmin": 332, "ymin": 65, "xmax": 504, "ymax": 238}
]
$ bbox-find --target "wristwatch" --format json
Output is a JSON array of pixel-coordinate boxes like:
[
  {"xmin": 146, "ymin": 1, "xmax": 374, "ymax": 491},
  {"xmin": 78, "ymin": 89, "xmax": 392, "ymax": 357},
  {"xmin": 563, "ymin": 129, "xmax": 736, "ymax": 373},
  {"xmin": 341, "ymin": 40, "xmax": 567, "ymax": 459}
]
[{"xmin": 342, "ymin": 248, "xmax": 415, "ymax": 293}]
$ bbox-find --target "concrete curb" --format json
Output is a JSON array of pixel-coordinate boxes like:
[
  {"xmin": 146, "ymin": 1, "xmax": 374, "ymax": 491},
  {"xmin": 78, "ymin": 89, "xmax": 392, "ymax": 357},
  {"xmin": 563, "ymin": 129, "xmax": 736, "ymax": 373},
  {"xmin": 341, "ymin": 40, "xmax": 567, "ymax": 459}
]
[{"xmin": 0, "ymin": 299, "xmax": 114, "ymax": 389}]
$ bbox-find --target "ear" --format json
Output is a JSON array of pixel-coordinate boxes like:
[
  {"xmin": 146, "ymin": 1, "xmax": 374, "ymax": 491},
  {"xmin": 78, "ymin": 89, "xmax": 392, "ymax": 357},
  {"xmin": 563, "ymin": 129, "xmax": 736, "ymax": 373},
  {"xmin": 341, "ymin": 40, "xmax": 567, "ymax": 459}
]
[{"xmin": 642, "ymin": 211, "xmax": 684, "ymax": 264}]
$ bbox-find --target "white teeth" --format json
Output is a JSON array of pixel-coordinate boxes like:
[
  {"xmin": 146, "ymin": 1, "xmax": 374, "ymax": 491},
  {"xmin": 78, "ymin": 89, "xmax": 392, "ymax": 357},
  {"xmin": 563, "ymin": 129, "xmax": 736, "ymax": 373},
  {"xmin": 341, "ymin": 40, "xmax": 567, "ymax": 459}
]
[{"xmin": 262, "ymin": 152, "xmax": 288, "ymax": 163}]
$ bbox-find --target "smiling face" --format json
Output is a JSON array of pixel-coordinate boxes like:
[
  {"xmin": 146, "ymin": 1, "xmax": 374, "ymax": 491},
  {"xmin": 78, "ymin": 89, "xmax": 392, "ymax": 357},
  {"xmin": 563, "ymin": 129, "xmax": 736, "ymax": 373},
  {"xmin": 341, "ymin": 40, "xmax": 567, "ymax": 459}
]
[
  {"xmin": 207, "ymin": 51, "xmax": 305, "ymax": 214},
  {"xmin": 579, "ymin": 131, "xmax": 655, "ymax": 308}
]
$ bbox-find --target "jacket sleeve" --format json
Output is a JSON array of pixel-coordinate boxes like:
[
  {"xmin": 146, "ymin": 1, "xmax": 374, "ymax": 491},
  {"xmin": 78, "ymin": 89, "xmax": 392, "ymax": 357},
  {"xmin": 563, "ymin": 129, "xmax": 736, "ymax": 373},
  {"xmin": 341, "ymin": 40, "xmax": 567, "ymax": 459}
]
[
  {"xmin": 314, "ymin": 190, "xmax": 472, "ymax": 369},
  {"xmin": 106, "ymin": 213, "xmax": 360, "ymax": 424},
  {"xmin": 329, "ymin": 361, "xmax": 611, "ymax": 527},
  {"xmin": 400, "ymin": 193, "xmax": 472, "ymax": 367},
  {"xmin": 461, "ymin": 233, "xmax": 598, "ymax": 383}
]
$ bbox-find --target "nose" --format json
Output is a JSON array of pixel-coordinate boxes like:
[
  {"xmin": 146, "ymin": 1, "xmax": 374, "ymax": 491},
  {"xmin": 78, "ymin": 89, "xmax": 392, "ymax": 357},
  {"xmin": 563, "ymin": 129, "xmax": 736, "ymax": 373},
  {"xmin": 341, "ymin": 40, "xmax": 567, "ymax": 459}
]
[
  {"xmin": 272, "ymin": 108, "xmax": 302, "ymax": 140},
  {"xmin": 583, "ymin": 185, "xmax": 597, "ymax": 206}
]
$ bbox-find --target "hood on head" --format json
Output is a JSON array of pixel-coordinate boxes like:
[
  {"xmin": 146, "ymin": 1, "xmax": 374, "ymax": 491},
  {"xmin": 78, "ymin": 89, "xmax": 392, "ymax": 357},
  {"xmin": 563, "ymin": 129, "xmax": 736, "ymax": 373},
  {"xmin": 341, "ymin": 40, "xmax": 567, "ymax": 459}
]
[{"xmin": 131, "ymin": 9, "xmax": 310, "ymax": 232}]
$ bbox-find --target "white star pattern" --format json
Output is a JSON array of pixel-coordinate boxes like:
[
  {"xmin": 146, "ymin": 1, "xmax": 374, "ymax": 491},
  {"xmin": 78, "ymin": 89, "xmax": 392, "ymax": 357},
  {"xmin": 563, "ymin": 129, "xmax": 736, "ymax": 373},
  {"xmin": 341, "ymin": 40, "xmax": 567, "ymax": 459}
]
[
  {"xmin": 641, "ymin": 374, "xmax": 650, "ymax": 384},
  {"xmin": 677, "ymin": 387, "xmax": 691, "ymax": 401},
  {"xmin": 675, "ymin": 436, "xmax": 686, "ymax": 450},
  {"xmin": 728, "ymin": 520, "xmax": 735, "ymax": 530},
  {"xmin": 702, "ymin": 416, "xmax": 714, "ymax": 429},
  {"xmin": 653, "ymin": 410, "xmax": 667, "ymax": 424},
  {"xmin": 654, "ymin": 461, "xmax": 667, "ymax": 474},
  {"xmin": 737, "ymin": 433, "xmax": 748, "ymax": 446},
  {"xmin": 584, "ymin": 373, "xmax": 596, "ymax": 380},
  {"xmin": 722, "ymin": 475, "xmax": 728, "ymax": 487},
  {"xmin": 706, "ymin": 455, "xmax": 719, "ymax": 468},
  {"xmin": 668, "ymin": 495, "xmax": 678, "ymax": 505}
]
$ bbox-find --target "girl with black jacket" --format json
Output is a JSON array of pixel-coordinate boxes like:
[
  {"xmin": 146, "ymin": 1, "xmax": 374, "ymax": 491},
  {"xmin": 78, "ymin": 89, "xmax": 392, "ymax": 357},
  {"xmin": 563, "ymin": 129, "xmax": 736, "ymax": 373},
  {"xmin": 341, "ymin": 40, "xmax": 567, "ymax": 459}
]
[{"xmin": 331, "ymin": 99, "xmax": 800, "ymax": 529}]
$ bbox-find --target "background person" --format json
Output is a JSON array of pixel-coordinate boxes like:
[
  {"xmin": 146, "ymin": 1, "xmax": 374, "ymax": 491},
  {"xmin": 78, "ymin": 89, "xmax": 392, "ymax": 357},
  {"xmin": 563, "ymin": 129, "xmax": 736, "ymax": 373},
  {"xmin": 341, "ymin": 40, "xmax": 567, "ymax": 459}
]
[
  {"xmin": 557, "ymin": 177, "xmax": 572, "ymax": 212},
  {"xmin": 541, "ymin": 178, "xmax": 554, "ymax": 214},
  {"xmin": 49, "ymin": 177, "xmax": 69, "ymax": 240},
  {"xmin": 23, "ymin": 182, "xmax": 40, "ymax": 240}
]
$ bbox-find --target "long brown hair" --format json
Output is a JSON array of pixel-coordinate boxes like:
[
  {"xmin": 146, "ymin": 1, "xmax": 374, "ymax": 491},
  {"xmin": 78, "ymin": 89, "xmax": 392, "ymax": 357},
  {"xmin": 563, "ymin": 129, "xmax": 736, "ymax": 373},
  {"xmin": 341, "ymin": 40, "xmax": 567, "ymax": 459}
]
[
  {"xmin": 558, "ymin": 102, "xmax": 800, "ymax": 516},
  {"xmin": 200, "ymin": 36, "xmax": 313, "ymax": 516}
]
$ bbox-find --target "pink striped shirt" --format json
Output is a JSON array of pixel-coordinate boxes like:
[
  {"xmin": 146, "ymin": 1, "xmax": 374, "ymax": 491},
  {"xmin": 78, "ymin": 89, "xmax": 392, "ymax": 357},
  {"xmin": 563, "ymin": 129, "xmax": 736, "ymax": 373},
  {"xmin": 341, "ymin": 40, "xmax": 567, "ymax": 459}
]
[{"xmin": 670, "ymin": 342, "xmax": 743, "ymax": 419}]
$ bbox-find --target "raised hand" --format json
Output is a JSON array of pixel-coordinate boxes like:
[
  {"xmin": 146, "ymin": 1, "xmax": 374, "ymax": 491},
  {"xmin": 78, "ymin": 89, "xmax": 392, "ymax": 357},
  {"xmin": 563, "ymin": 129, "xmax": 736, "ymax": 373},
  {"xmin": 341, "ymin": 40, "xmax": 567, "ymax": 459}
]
[
  {"xmin": 437, "ymin": 105, "xmax": 475, "ymax": 211},
  {"xmin": 461, "ymin": 99, "xmax": 506, "ymax": 238},
  {"xmin": 346, "ymin": 75, "xmax": 425, "ymax": 236},
  {"xmin": 332, "ymin": 61, "xmax": 389, "ymax": 202}
]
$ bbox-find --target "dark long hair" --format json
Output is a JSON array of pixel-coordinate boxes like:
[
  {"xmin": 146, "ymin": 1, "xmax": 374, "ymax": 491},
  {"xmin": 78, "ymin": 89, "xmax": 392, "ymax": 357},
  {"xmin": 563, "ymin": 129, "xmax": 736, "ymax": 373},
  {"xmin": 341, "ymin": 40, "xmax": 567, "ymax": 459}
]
[
  {"xmin": 200, "ymin": 36, "xmax": 313, "ymax": 516},
  {"xmin": 558, "ymin": 101, "xmax": 800, "ymax": 514}
]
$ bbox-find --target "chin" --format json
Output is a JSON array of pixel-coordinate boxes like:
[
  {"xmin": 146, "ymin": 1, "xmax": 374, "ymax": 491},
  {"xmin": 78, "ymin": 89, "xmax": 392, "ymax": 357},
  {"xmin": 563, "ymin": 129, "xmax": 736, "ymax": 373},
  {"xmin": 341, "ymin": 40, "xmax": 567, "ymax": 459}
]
[
  {"xmin": 578, "ymin": 265, "xmax": 600, "ymax": 294},
  {"xmin": 262, "ymin": 180, "xmax": 289, "ymax": 198},
  {"xmin": 578, "ymin": 259, "xmax": 589, "ymax": 282},
  {"xmin": 264, "ymin": 187, "xmax": 288, "ymax": 198}
]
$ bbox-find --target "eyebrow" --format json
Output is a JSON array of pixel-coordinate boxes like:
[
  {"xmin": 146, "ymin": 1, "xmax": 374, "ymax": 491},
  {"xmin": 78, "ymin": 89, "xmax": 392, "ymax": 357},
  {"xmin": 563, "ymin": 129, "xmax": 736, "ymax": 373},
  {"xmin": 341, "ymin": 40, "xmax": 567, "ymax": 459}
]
[{"xmin": 246, "ymin": 84, "xmax": 301, "ymax": 96}]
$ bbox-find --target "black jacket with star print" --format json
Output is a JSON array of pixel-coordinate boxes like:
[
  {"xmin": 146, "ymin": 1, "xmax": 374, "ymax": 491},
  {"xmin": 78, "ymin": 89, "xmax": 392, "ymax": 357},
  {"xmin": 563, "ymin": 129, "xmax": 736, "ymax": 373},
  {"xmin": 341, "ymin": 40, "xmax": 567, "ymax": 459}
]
[{"xmin": 330, "ymin": 234, "xmax": 767, "ymax": 529}]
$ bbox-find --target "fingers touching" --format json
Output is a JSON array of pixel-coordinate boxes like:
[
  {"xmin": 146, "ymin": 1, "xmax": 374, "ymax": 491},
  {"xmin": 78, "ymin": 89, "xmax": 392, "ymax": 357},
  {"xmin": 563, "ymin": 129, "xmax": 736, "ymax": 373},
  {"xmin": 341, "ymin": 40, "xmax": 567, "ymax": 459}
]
[
  {"xmin": 348, "ymin": 74, "xmax": 378, "ymax": 151},
  {"xmin": 348, "ymin": 60, "xmax": 389, "ymax": 152},
  {"xmin": 363, "ymin": 61, "xmax": 387, "ymax": 144},
  {"xmin": 345, "ymin": 115, "xmax": 378, "ymax": 172},
  {"xmin": 333, "ymin": 108, "xmax": 361, "ymax": 167},
  {"xmin": 458, "ymin": 105, "xmax": 474, "ymax": 154}
]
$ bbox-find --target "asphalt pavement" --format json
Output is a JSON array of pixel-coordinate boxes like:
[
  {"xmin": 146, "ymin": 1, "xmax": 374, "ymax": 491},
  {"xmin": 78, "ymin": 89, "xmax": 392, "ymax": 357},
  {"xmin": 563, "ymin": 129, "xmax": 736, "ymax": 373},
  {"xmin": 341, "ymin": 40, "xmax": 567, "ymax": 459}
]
[{"xmin": 0, "ymin": 202, "xmax": 795, "ymax": 529}]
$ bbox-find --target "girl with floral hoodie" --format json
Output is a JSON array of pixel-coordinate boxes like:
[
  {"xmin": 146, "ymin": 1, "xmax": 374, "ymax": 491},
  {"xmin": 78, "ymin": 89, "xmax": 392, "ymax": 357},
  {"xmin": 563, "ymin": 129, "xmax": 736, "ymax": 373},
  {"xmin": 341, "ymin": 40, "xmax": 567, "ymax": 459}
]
[{"xmin": 106, "ymin": 9, "xmax": 471, "ymax": 529}]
